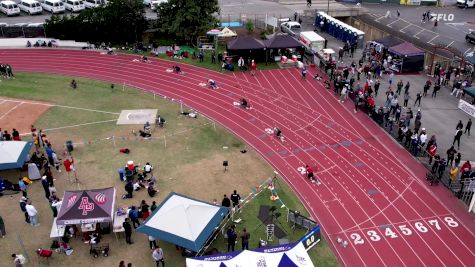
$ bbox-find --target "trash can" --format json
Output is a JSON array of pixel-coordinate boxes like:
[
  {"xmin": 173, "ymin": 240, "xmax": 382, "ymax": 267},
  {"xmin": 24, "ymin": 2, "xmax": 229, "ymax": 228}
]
[
  {"xmin": 118, "ymin": 168, "xmax": 124, "ymax": 182},
  {"xmin": 66, "ymin": 140, "xmax": 74, "ymax": 152}
]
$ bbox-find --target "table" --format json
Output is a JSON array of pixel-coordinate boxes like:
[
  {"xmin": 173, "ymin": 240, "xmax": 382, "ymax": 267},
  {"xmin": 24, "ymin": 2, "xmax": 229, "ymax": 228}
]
[
  {"xmin": 113, "ymin": 214, "xmax": 127, "ymax": 240},
  {"xmin": 50, "ymin": 218, "xmax": 66, "ymax": 239}
]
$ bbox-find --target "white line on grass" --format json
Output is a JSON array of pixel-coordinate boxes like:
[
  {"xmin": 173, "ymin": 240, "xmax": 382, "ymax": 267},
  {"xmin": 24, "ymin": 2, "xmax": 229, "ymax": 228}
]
[
  {"xmin": 0, "ymin": 98, "xmax": 121, "ymax": 115},
  {"xmin": 19, "ymin": 119, "xmax": 117, "ymax": 135}
]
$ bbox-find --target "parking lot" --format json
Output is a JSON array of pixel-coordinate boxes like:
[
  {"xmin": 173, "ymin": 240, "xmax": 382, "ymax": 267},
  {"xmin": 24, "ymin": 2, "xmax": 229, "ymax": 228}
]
[
  {"xmin": 363, "ymin": 4, "xmax": 475, "ymax": 56},
  {"xmin": 0, "ymin": 1, "xmax": 158, "ymax": 24}
]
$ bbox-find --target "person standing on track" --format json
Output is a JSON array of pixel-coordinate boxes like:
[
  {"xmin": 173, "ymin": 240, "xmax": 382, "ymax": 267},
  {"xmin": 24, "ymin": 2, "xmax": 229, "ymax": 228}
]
[
  {"xmin": 301, "ymin": 67, "xmax": 307, "ymax": 80},
  {"xmin": 250, "ymin": 60, "xmax": 257, "ymax": 76},
  {"xmin": 465, "ymin": 118, "xmax": 472, "ymax": 136},
  {"xmin": 305, "ymin": 165, "xmax": 315, "ymax": 182},
  {"xmin": 453, "ymin": 128, "xmax": 463, "ymax": 150}
]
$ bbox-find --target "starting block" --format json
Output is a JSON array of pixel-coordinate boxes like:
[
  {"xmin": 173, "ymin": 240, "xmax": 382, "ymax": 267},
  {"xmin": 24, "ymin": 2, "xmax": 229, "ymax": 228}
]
[
  {"xmin": 198, "ymin": 83, "xmax": 207, "ymax": 87},
  {"xmin": 166, "ymin": 68, "xmax": 173, "ymax": 73}
]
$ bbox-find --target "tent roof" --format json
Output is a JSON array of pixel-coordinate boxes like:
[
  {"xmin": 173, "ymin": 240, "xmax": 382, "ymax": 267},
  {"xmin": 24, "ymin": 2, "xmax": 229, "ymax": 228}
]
[
  {"xmin": 264, "ymin": 34, "xmax": 303, "ymax": 49},
  {"xmin": 389, "ymin": 42, "xmax": 425, "ymax": 57},
  {"xmin": 0, "ymin": 141, "xmax": 33, "ymax": 170},
  {"xmin": 56, "ymin": 187, "xmax": 116, "ymax": 225},
  {"xmin": 137, "ymin": 192, "xmax": 228, "ymax": 252},
  {"xmin": 373, "ymin": 35, "xmax": 404, "ymax": 48},
  {"xmin": 464, "ymin": 87, "xmax": 475, "ymax": 98},
  {"xmin": 220, "ymin": 27, "xmax": 237, "ymax": 38},
  {"xmin": 227, "ymin": 36, "xmax": 265, "ymax": 50}
]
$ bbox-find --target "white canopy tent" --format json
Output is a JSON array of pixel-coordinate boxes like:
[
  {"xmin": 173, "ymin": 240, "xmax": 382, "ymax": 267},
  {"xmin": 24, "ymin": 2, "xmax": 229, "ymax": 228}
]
[
  {"xmin": 137, "ymin": 193, "xmax": 228, "ymax": 252},
  {"xmin": 0, "ymin": 141, "xmax": 33, "ymax": 170}
]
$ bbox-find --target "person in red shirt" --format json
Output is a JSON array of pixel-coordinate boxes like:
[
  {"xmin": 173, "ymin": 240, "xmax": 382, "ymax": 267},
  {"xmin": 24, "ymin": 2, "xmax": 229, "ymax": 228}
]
[
  {"xmin": 63, "ymin": 158, "xmax": 74, "ymax": 172},
  {"xmin": 461, "ymin": 161, "xmax": 472, "ymax": 172},
  {"xmin": 250, "ymin": 60, "xmax": 256, "ymax": 76},
  {"xmin": 305, "ymin": 165, "xmax": 315, "ymax": 182}
]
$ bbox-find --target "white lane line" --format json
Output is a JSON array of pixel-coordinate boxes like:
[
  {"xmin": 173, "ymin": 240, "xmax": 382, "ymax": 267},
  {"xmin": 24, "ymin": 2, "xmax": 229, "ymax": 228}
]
[
  {"xmin": 399, "ymin": 24, "xmax": 411, "ymax": 33},
  {"xmin": 414, "ymin": 29, "xmax": 425, "ymax": 37},
  {"xmin": 387, "ymin": 18, "xmax": 400, "ymax": 27},
  {"xmin": 374, "ymin": 16, "xmax": 386, "ymax": 22},
  {"xmin": 464, "ymin": 48, "xmax": 472, "ymax": 55},
  {"xmin": 446, "ymin": 41, "xmax": 454, "ymax": 48},
  {"xmin": 427, "ymin": 35, "xmax": 439, "ymax": 44}
]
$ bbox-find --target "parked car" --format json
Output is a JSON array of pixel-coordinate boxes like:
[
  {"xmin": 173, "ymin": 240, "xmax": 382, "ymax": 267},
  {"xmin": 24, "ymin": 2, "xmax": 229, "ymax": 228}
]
[
  {"xmin": 19, "ymin": 0, "xmax": 43, "ymax": 15},
  {"xmin": 84, "ymin": 0, "xmax": 104, "ymax": 8},
  {"xmin": 63, "ymin": 0, "xmax": 84, "ymax": 12},
  {"xmin": 40, "ymin": 0, "xmax": 65, "ymax": 13},
  {"xmin": 0, "ymin": 0, "xmax": 20, "ymax": 16},
  {"xmin": 466, "ymin": 31, "xmax": 475, "ymax": 44},
  {"xmin": 280, "ymin": 21, "xmax": 302, "ymax": 37},
  {"xmin": 150, "ymin": 0, "xmax": 166, "ymax": 10}
]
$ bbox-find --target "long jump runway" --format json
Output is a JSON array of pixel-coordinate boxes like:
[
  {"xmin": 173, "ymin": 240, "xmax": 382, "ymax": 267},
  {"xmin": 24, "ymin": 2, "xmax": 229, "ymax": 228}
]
[{"xmin": 2, "ymin": 49, "xmax": 474, "ymax": 266}]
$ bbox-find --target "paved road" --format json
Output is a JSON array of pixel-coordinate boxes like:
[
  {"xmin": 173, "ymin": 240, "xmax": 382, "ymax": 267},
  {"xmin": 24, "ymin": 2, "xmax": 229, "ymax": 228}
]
[{"xmin": 361, "ymin": 4, "xmax": 475, "ymax": 55}]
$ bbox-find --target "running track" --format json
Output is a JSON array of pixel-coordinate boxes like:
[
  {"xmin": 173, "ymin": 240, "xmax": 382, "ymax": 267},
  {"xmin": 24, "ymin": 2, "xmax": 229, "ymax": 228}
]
[{"xmin": 2, "ymin": 49, "xmax": 474, "ymax": 266}]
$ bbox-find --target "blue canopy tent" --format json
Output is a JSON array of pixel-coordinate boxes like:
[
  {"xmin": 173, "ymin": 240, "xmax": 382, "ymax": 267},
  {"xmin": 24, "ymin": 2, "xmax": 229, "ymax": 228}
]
[
  {"xmin": 0, "ymin": 141, "xmax": 33, "ymax": 170},
  {"xmin": 137, "ymin": 192, "xmax": 228, "ymax": 252}
]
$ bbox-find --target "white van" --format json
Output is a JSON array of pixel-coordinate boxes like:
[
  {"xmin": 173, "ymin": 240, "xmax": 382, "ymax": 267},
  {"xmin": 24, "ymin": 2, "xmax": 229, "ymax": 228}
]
[
  {"xmin": 63, "ymin": 0, "xmax": 84, "ymax": 12},
  {"xmin": 0, "ymin": 0, "xmax": 20, "ymax": 16},
  {"xmin": 41, "ymin": 0, "xmax": 64, "ymax": 13},
  {"xmin": 84, "ymin": 0, "xmax": 104, "ymax": 8},
  {"xmin": 19, "ymin": 0, "xmax": 43, "ymax": 15}
]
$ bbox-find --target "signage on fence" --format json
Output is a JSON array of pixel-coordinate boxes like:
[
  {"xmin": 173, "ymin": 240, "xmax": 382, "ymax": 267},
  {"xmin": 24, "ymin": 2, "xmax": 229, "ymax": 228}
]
[{"xmin": 458, "ymin": 99, "xmax": 475, "ymax": 118}]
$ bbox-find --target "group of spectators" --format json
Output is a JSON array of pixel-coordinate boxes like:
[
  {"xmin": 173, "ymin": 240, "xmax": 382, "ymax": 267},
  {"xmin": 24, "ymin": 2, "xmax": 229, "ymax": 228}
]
[{"xmin": 321, "ymin": 39, "xmax": 474, "ymax": 193}]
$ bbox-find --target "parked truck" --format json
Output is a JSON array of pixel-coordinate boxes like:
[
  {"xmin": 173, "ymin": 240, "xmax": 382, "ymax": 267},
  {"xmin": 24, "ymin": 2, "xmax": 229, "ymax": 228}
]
[{"xmin": 298, "ymin": 31, "xmax": 326, "ymax": 54}]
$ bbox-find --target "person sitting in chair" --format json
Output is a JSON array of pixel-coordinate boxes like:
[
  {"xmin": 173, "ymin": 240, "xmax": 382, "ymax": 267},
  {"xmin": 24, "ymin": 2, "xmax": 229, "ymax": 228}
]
[
  {"xmin": 144, "ymin": 121, "xmax": 151, "ymax": 133},
  {"xmin": 138, "ymin": 130, "xmax": 151, "ymax": 138},
  {"xmin": 144, "ymin": 163, "xmax": 153, "ymax": 175},
  {"xmin": 156, "ymin": 115, "xmax": 165, "ymax": 127},
  {"xmin": 147, "ymin": 182, "xmax": 157, "ymax": 197},
  {"xmin": 208, "ymin": 79, "xmax": 217, "ymax": 89}
]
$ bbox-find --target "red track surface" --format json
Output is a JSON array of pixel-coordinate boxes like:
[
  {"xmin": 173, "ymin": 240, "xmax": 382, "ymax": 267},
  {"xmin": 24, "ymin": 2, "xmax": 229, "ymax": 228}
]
[{"xmin": 2, "ymin": 49, "xmax": 474, "ymax": 266}]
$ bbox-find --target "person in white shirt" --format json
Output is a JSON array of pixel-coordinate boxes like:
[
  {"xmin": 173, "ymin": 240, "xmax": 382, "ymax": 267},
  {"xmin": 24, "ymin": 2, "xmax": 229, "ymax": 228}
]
[
  {"xmin": 152, "ymin": 246, "xmax": 165, "ymax": 267},
  {"xmin": 144, "ymin": 163, "xmax": 153, "ymax": 175},
  {"xmin": 11, "ymin": 254, "xmax": 26, "ymax": 267},
  {"xmin": 25, "ymin": 201, "xmax": 39, "ymax": 226}
]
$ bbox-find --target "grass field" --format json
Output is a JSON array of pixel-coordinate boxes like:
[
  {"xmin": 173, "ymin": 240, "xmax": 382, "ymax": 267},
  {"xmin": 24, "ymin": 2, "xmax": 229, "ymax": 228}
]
[{"xmin": 0, "ymin": 73, "xmax": 338, "ymax": 266}]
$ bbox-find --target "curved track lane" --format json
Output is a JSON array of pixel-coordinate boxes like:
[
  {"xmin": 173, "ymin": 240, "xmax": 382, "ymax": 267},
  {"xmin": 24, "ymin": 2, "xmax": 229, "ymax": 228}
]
[{"xmin": 2, "ymin": 49, "xmax": 474, "ymax": 267}]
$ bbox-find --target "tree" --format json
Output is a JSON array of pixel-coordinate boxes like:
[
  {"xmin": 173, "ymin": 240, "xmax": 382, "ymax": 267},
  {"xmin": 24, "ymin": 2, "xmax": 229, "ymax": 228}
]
[
  {"xmin": 45, "ymin": 0, "xmax": 147, "ymax": 45},
  {"xmin": 156, "ymin": 0, "xmax": 219, "ymax": 43},
  {"xmin": 245, "ymin": 19, "xmax": 254, "ymax": 34}
]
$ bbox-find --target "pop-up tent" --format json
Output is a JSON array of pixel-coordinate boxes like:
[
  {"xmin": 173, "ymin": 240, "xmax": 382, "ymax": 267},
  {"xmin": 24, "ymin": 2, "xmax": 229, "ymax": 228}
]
[
  {"xmin": 186, "ymin": 242, "xmax": 314, "ymax": 267},
  {"xmin": 227, "ymin": 36, "xmax": 266, "ymax": 61},
  {"xmin": 220, "ymin": 27, "xmax": 237, "ymax": 38},
  {"xmin": 373, "ymin": 36, "xmax": 404, "ymax": 48},
  {"xmin": 388, "ymin": 42, "xmax": 425, "ymax": 73},
  {"xmin": 56, "ymin": 187, "xmax": 116, "ymax": 225},
  {"xmin": 137, "ymin": 192, "xmax": 228, "ymax": 252},
  {"xmin": 0, "ymin": 141, "xmax": 33, "ymax": 170}
]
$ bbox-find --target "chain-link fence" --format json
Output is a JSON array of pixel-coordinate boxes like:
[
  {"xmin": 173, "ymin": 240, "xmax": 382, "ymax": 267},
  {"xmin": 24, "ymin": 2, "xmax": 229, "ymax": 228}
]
[{"xmin": 0, "ymin": 25, "xmax": 46, "ymax": 38}]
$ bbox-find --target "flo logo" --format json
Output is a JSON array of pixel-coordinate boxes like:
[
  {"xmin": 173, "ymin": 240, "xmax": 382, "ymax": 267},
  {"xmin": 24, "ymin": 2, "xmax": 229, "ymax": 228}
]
[{"xmin": 431, "ymin": 14, "xmax": 455, "ymax": 22}]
